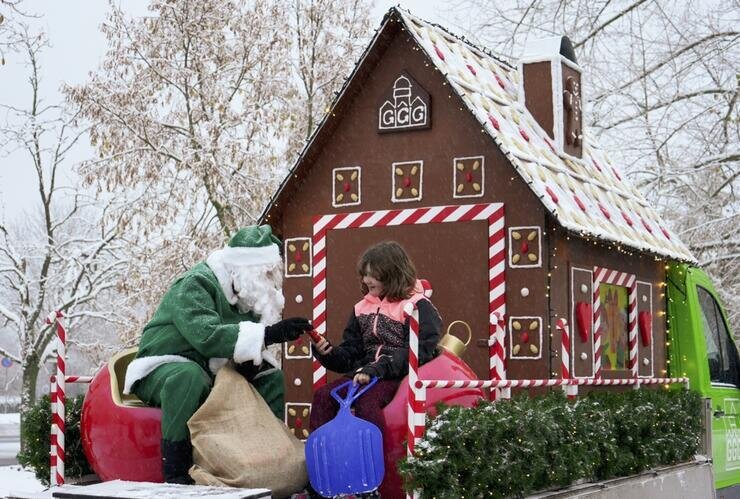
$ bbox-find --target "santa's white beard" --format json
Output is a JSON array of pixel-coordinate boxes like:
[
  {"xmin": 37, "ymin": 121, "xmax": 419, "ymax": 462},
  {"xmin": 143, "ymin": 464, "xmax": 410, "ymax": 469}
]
[{"xmin": 233, "ymin": 263, "xmax": 285, "ymax": 325}]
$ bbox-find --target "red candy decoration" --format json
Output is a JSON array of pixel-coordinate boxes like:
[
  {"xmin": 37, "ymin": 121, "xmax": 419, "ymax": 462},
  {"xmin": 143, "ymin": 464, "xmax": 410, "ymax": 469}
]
[
  {"xmin": 403, "ymin": 177, "xmax": 412, "ymax": 187},
  {"xmin": 621, "ymin": 211, "xmax": 633, "ymax": 226},
  {"xmin": 641, "ymin": 218, "xmax": 653, "ymax": 234},
  {"xmin": 344, "ymin": 182, "xmax": 351, "ymax": 192},
  {"xmin": 466, "ymin": 64, "xmax": 476, "ymax": 76},
  {"xmin": 575, "ymin": 301, "xmax": 592, "ymax": 343},
  {"xmin": 434, "ymin": 44, "xmax": 445, "ymax": 60},
  {"xmin": 465, "ymin": 172, "xmax": 473, "ymax": 183},
  {"xmin": 611, "ymin": 167, "xmax": 622, "ymax": 181},
  {"xmin": 519, "ymin": 128, "xmax": 530, "ymax": 142},
  {"xmin": 573, "ymin": 194, "xmax": 586, "ymax": 211},
  {"xmin": 295, "ymin": 417, "xmax": 303, "ymax": 429},
  {"xmin": 520, "ymin": 241, "xmax": 529, "ymax": 254},
  {"xmin": 488, "ymin": 114, "xmax": 500, "ymax": 131},
  {"xmin": 660, "ymin": 227, "xmax": 671, "ymax": 240},
  {"xmin": 637, "ymin": 310, "xmax": 653, "ymax": 347},
  {"xmin": 592, "ymin": 160, "xmax": 602, "ymax": 172},
  {"xmin": 495, "ymin": 74, "xmax": 505, "ymax": 89},
  {"xmin": 545, "ymin": 186, "xmax": 559, "ymax": 204},
  {"xmin": 598, "ymin": 203, "xmax": 611, "ymax": 219},
  {"xmin": 521, "ymin": 331, "xmax": 530, "ymax": 344},
  {"xmin": 294, "ymin": 251, "xmax": 302, "ymax": 263},
  {"xmin": 639, "ymin": 311, "xmax": 652, "ymax": 347}
]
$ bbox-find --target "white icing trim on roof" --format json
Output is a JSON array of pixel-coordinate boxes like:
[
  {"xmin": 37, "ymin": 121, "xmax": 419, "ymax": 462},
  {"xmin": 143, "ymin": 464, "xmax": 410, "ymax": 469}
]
[{"xmin": 395, "ymin": 7, "xmax": 694, "ymax": 262}]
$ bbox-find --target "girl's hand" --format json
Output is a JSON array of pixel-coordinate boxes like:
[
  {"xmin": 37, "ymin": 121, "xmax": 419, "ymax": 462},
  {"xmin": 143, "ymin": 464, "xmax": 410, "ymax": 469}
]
[
  {"xmin": 353, "ymin": 372, "xmax": 371, "ymax": 385},
  {"xmin": 314, "ymin": 337, "xmax": 333, "ymax": 355}
]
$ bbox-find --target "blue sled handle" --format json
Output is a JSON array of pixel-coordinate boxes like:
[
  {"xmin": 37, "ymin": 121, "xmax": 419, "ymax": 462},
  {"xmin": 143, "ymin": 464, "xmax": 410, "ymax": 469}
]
[{"xmin": 330, "ymin": 377, "xmax": 379, "ymax": 409}]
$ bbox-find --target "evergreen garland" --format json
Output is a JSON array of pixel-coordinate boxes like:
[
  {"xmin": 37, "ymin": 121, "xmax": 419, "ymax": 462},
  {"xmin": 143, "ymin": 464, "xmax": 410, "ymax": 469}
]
[
  {"xmin": 17, "ymin": 394, "xmax": 93, "ymax": 486},
  {"xmin": 399, "ymin": 389, "xmax": 702, "ymax": 498}
]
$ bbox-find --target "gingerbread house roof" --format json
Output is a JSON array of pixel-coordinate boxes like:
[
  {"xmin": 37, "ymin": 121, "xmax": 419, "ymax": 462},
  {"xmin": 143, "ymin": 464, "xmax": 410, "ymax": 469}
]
[{"xmin": 261, "ymin": 8, "xmax": 695, "ymax": 263}]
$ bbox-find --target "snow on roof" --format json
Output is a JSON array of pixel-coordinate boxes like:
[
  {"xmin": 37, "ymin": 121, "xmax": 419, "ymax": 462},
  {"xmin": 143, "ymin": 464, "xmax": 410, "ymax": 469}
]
[{"xmin": 396, "ymin": 9, "xmax": 695, "ymax": 262}]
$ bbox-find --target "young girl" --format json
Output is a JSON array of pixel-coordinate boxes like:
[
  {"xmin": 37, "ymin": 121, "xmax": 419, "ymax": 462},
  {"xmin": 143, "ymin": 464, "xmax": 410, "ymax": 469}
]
[{"xmin": 309, "ymin": 241, "xmax": 442, "ymax": 435}]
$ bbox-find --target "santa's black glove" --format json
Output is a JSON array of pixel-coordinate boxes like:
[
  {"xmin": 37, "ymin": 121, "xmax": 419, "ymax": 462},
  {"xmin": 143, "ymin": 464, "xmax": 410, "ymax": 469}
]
[{"xmin": 264, "ymin": 317, "xmax": 312, "ymax": 345}]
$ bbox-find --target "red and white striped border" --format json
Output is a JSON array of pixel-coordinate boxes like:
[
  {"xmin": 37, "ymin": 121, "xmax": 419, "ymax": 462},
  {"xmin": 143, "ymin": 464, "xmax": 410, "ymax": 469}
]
[
  {"xmin": 312, "ymin": 203, "xmax": 505, "ymax": 390},
  {"xmin": 592, "ymin": 267, "xmax": 638, "ymax": 378},
  {"xmin": 416, "ymin": 376, "xmax": 689, "ymax": 390}
]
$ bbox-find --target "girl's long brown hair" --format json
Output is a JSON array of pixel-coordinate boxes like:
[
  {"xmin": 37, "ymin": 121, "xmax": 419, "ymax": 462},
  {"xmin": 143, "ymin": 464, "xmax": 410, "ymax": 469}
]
[{"xmin": 357, "ymin": 241, "xmax": 416, "ymax": 301}]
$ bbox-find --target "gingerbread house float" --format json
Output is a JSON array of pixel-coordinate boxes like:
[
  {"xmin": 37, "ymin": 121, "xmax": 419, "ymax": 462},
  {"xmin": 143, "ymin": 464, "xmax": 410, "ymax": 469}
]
[{"xmin": 259, "ymin": 8, "xmax": 695, "ymax": 433}]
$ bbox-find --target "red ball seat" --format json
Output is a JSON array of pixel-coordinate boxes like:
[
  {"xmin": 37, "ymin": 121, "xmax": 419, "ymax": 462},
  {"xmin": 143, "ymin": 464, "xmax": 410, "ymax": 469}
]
[{"xmin": 81, "ymin": 348, "xmax": 164, "ymax": 483}]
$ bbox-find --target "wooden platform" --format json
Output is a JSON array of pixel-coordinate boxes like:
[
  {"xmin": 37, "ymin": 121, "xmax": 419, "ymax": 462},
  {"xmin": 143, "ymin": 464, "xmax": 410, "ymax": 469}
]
[{"xmin": 47, "ymin": 480, "xmax": 271, "ymax": 499}]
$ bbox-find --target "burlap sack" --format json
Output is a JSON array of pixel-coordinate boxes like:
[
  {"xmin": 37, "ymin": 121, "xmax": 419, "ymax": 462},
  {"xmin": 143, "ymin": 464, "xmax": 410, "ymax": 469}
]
[{"xmin": 188, "ymin": 365, "xmax": 307, "ymax": 498}]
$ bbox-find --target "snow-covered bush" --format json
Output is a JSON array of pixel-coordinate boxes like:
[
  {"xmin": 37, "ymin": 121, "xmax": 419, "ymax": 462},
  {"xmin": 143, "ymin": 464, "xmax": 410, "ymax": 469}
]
[{"xmin": 399, "ymin": 389, "xmax": 702, "ymax": 498}]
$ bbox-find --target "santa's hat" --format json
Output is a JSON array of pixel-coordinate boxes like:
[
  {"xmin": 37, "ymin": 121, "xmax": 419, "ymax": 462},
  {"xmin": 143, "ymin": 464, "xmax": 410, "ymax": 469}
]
[
  {"xmin": 220, "ymin": 225, "xmax": 282, "ymax": 268},
  {"xmin": 206, "ymin": 225, "xmax": 282, "ymax": 305}
]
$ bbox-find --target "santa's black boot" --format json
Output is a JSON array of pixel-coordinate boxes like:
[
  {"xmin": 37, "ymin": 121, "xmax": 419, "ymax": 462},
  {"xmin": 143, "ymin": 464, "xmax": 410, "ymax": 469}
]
[{"xmin": 161, "ymin": 439, "xmax": 195, "ymax": 485}]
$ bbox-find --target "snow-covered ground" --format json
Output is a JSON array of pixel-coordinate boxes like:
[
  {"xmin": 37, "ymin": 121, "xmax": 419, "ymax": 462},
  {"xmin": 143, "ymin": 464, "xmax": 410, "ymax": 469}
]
[
  {"xmin": 0, "ymin": 417, "xmax": 52, "ymax": 498},
  {"xmin": 0, "ymin": 465, "xmax": 46, "ymax": 498}
]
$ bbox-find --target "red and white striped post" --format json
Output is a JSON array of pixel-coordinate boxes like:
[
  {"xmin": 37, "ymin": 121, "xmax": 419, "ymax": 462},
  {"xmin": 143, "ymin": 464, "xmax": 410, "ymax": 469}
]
[
  {"xmin": 49, "ymin": 375, "xmax": 57, "ymax": 484},
  {"xmin": 46, "ymin": 311, "xmax": 66, "ymax": 486},
  {"xmin": 45, "ymin": 310, "xmax": 96, "ymax": 486},
  {"xmin": 405, "ymin": 302, "xmax": 425, "ymax": 457},
  {"xmin": 557, "ymin": 318, "xmax": 577, "ymax": 399},
  {"xmin": 405, "ymin": 301, "xmax": 424, "ymax": 499},
  {"xmin": 489, "ymin": 312, "xmax": 509, "ymax": 399}
]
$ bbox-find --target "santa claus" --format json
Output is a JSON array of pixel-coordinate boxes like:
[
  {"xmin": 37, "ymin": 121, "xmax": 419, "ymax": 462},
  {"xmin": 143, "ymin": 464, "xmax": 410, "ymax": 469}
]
[{"xmin": 123, "ymin": 225, "xmax": 311, "ymax": 483}]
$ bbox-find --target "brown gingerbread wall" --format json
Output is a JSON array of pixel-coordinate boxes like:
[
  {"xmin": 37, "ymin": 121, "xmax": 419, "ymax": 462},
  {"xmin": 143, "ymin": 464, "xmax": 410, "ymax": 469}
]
[
  {"xmin": 548, "ymin": 222, "xmax": 667, "ymax": 382},
  {"xmin": 271, "ymin": 23, "xmax": 553, "ymax": 409}
]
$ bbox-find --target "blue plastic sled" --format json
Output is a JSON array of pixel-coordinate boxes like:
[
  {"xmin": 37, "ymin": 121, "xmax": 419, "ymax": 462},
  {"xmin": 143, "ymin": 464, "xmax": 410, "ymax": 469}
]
[{"xmin": 305, "ymin": 378, "xmax": 384, "ymax": 497}]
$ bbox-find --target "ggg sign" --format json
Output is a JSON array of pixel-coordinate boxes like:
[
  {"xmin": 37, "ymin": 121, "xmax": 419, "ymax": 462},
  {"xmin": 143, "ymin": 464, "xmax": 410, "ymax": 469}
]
[{"xmin": 378, "ymin": 71, "xmax": 431, "ymax": 133}]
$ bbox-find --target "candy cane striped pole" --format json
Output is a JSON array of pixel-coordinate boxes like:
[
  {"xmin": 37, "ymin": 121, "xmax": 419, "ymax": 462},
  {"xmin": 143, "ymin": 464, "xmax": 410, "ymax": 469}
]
[
  {"xmin": 405, "ymin": 302, "xmax": 425, "ymax": 456},
  {"xmin": 311, "ymin": 203, "xmax": 505, "ymax": 392},
  {"xmin": 49, "ymin": 375, "xmax": 57, "ymax": 485},
  {"xmin": 557, "ymin": 318, "xmax": 577, "ymax": 399},
  {"xmin": 489, "ymin": 313, "xmax": 509, "ymax": 399},
  {"xmin": 46, "ymin": 310, "xmax": 66, "ymax": 486},
  {"xmin": 489, "ymin": 209, "xmax": 506, "ymax": 399},
  {"xmin": 405, "ymin": 302, "xmax": 423, "ymax": 499}
]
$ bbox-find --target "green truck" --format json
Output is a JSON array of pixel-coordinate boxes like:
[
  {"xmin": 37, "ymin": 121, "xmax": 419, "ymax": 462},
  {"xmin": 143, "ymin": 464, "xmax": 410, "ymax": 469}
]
[{"xmin": 667, "ymin": 263, "xmax": 740, "ymax": 493}]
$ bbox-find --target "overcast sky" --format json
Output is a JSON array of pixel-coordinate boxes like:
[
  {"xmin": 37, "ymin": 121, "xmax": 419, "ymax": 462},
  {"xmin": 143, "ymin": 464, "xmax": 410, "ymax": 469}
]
[{"xmin": 0, "ymin": 1, "xmax": 456, "ymax": 221}]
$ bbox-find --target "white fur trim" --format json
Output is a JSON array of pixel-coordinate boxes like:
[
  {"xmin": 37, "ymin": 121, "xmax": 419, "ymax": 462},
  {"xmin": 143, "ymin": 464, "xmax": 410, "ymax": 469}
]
[
  {"xmin": 123, "ymin": 355, "xmax": 192, "ymax": 394},
  {"xmin": 234, "ymin": 321, "xmax": 266, "ymax": 364},
  {"xmin": 208, "ymin": 357, "xmax": 229, "ymax": 375}
]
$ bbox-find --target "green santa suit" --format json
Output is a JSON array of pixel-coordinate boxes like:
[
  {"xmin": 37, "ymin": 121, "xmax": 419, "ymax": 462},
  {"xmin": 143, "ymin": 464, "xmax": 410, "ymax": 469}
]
[{"xmin": 122, "ymin": 225, "xmax": 291, "ymax": 483}]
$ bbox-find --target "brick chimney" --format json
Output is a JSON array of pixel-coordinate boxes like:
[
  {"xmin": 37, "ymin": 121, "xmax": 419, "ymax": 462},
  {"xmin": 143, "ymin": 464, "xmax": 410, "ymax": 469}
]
[{"xmin": 518, "ymin": 36, "xmax": 583, "ymax": 158}]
